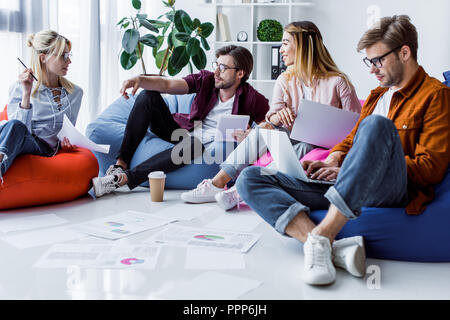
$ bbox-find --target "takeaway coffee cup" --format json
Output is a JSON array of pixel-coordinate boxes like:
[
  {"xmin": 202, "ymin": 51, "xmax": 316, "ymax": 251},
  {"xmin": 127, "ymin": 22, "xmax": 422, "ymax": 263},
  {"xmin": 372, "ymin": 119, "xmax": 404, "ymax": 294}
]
[{"xmin": 148, "ymin": 171, "xmax": 166, "ymax": 202}]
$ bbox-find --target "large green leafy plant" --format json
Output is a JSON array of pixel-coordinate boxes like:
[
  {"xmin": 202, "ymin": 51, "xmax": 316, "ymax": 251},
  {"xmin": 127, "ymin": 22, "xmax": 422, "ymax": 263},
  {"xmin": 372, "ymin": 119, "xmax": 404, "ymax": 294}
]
[{"xmin": 118, "ymin": 0, "xmax": 214, "ymax": 76}]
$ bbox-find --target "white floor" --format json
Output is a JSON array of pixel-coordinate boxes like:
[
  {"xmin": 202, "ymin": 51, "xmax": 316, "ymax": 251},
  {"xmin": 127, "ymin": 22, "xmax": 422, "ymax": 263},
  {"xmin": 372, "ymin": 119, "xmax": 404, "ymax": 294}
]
[{"xmin": 0, "ymin": 187, "xmax": 449, "ymax": 300}]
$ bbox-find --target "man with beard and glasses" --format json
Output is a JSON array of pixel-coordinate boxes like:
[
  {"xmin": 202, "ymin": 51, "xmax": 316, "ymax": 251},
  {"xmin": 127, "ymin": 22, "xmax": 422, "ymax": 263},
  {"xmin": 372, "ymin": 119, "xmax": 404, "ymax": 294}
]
[
  {"xmin": 92, "ymin": 45, "xmax": 269, "ymax": 198},
  {"xmin": 235, "ymin": 15, "xmax": 450, "ymax": 285}
]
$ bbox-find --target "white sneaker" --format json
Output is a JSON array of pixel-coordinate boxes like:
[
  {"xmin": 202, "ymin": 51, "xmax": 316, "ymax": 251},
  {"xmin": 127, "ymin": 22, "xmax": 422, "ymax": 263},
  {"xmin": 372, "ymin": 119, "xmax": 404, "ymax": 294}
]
[
  {"xmin": 215, "ymin": 186, "xmax": 241, "ymax": 211},
  {"xmin": 92, "ymin": 175, "xmax": 121, "ymax": 198},
  {"xmin": 332, "ymin": 236, "xmax": 366, "ymax": 278},
  {"xmin": 181, "ymin": 179, "xmax": 224, "ymax": 203},
  {"xmin": 303, "ymin": 233, "xmax": 336, "ymax": 285},
  {"xmin": 106, "ymin": 165, "xmax": 125, "ymax": 176}
]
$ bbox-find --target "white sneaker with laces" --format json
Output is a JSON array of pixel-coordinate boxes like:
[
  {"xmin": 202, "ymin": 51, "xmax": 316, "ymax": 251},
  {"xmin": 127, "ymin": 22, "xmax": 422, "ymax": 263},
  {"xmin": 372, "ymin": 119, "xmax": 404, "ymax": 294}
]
[
  {"xmin": 180, "ymin": 179, "xmax": 224, "ymax": 203},
  {"xmin": 332, "ymin": 236, "xmax": 366, "ymax": 278},
  {"xmin": 92, "ymin": 175, "xmax": 121, "ymax": 198},
  {"xmin": 303, "ymin": 233, "xmax": 336, "ymax": 285},
  {"xmin": 106, "ymin": 165, "xmax": 125, "ymax": 177},
  {"xmin": 215, "ymin": 186, "xmax": 241, "ymax": 211}
]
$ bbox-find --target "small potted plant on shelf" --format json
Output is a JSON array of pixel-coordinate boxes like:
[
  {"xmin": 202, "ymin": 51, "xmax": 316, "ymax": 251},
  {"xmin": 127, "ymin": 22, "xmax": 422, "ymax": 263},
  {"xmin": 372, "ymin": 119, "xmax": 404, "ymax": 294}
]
[
  {"xmin": 257, "ymin": 19, "xmax": 283, "ymax": 42},
  {"xmin": 118, "ymin": 0, "xmax": 214, "ymax": 76}
]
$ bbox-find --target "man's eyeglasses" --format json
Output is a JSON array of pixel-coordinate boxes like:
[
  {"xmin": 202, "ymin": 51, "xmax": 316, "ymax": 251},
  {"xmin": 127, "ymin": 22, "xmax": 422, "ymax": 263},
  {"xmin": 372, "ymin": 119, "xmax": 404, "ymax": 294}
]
[
  {"xmin": 363, "ymin": 45, "xmax": 403, "ymax": 68},
  {"xmin": 212, "ymin": 61, "xmax": 238, "ymax": 73}
]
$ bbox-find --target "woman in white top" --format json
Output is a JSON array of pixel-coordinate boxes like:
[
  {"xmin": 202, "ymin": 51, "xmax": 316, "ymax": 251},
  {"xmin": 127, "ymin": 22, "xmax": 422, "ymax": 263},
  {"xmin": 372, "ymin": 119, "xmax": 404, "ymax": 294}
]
[
  {"xmin": 181, "ymin": 21, "xmax": 361, "ymax": 209},
  {"xmin": 0, "ymin": 30, "xmax": 83, "ymax": 182}
]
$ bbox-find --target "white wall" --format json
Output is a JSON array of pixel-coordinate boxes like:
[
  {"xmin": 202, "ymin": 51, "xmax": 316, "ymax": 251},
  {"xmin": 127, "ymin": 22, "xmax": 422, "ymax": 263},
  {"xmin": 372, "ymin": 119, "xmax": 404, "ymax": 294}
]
[{"xmin": 175, "ymin": 0, "xmax": 450, "ymax": 99}]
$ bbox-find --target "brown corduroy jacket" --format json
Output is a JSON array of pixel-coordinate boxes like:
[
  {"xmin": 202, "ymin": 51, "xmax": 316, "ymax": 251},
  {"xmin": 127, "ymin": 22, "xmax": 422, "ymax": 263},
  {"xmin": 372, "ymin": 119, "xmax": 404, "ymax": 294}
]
[{"xmin": 330, "ymin": 66, "xmax": 450, "ymax": 215}]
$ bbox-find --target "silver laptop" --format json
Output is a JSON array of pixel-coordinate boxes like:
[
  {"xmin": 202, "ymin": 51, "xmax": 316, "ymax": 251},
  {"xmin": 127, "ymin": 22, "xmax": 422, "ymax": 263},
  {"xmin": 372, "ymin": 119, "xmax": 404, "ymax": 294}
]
[
  {"xmin": 290, "ymin": 100, "xmax": 360, "ymax": 149},
  {"xmin": 260, "ymin": 129, "xmax": 335, "ymax": 185}
]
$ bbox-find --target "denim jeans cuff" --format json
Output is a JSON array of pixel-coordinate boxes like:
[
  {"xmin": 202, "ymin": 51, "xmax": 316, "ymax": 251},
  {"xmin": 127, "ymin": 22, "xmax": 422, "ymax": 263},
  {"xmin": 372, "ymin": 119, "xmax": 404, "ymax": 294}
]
[
  {"xmin": 275, "ymin": 202, "xmax": 310, "ymax": 235},
  {"xmin": 324, "ymin": 186, "xmax": 359, "ymax": 220},
  {"xmin": 220, "ymin": 163, "xmax": 239, "ymax": 181}
]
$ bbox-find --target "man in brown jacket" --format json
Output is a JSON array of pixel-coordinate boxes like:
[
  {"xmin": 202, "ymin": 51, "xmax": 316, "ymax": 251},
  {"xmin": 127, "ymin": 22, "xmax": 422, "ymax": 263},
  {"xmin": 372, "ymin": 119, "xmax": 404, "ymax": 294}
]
[{"xmin": 235, "ymin": 15, "xmax": 450, "ymax": 285}]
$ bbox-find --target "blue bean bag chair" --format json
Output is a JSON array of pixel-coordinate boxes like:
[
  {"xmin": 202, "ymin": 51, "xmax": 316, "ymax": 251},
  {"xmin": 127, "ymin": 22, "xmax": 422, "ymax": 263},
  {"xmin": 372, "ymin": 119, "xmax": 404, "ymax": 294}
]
[
  {"xmin": 86, "ymin": 94, "xmax": 236, "ymax": 189},
  {"xmin": 309, "ymin": 168, "xmax": 450, "ymax": 262}
]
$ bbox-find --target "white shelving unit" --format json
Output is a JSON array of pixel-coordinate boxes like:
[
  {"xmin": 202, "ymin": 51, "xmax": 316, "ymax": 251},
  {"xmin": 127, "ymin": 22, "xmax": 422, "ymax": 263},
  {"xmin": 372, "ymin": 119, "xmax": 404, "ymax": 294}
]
[{"xmin": 212, "ymin": 0, "xmax": 315, "ymax": 101}]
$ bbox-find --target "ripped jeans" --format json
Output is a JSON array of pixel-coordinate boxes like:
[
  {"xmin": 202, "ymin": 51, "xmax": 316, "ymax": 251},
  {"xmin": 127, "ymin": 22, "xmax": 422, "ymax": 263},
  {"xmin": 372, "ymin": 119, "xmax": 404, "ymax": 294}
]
[{"xmin": 0, "ymin": 120, "xmax": 54, "ymax": 183}]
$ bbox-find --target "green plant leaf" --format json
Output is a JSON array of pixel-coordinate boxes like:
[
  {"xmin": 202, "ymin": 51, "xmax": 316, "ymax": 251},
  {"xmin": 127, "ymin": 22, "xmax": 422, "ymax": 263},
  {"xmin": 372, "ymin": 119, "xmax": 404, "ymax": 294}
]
[
  {"xmin": 136, "ymin": 13, "xmax": 148, "ymax": 20},
  {"xmin": 153, "ymin": 36, "xmax": 165, "ymax": 57},
  {"xmin": 192, "ymin": 48, "xmax": 207, "ymax": 70},
  {"xmin": 156, "ymin": 49, "xmax": 171, "ymax": 70},
  {"xmin": 170, "ymin": 46, "xmax": 190, "ymax": 69},
  {"xmin": 186, "ymin": 38, "xmax": 200, "ymax": 57},
  {"xmin": 140, "ymin": 34, "xmax": 159, "ymax": 48},
  {"xmin": 199, "ymin": 22, "xmax": 214, "ymax": 38},
  {"xmin": 192, "ymin": 18, "xmax": 201, "ymax": 30},
  {"xmin": 139, "ymin": 19, "xmax": 159, "ymax": 33},
  {"xmin": 182, "ymin": 14, "xmax": 193, "ymax": 34},
  {"xmin": 117, "ymin": 17, "xmax": 127, "ymax": 26},
  {"xmin": 175, "ymin": 32, "xmax": 191, "ymax": 42},
  {"xmin": 170, "ymin": 30, "xmax": 186, "ymax": 48},
  {"xmin": 132, "ymin": 0, "xmax": 141, "ymax": 10},
  {"xmin": 122, "ymin": 29, "xmax": 140, "ymax": 54},
  {"xmin": 136, "ymin": 42, "xmax": 145, "ymax": 58},
  {"xmin": 168, "ymin": 61, "xmax": 181, "ymax": 76},
  {"xmin": 200, "ymin": 37, "xmax": 210, "ymax": 51},
  {"xmin": 121, "ymin": 22, "xmax": 130, "ymax": 29},
  {"xmin": 174, "ymin": 10, "xmax": 188, "ymax": 33},
  {"xmin": 120, "ymin": 51, "xmax": 138, "ymax": 70},
  {"xmin": 148, "ymin": 20, "xmax": 170, "ymax": 29}
]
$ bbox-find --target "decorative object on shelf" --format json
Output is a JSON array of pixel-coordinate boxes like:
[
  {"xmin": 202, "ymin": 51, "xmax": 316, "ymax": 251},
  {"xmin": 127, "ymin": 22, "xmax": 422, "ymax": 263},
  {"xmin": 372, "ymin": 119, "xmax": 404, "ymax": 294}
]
[
  {"xmin": 237, "ymin": 31, "xmax": 248, "ymax": 42},
  {"xmin": 217, "ymin": 12, "xmax": 231, "ymax": 42},
  {"xmin": 118, "ymin": 0, "xmax": 214, "ymax": 76},
  {"xmin": 257, "ymin": 19, "xmax": 283, "ymax": 42},
  {"xmin": 271, "ymin": 45, "xmax": 287, "ymax": 80}
]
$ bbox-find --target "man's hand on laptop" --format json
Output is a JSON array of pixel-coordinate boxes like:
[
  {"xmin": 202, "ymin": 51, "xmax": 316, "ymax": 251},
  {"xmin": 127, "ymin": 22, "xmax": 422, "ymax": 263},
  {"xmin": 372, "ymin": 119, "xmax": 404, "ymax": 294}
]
[{"xmin": 302, "ymin": 160, "xmax": 340, "ymax": 181}]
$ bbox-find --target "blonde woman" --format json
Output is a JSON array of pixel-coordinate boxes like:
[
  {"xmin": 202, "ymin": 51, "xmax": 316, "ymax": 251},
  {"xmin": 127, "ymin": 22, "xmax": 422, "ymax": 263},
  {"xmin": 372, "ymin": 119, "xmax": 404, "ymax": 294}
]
[
  {"xmin": 0, "ymin": 30, "xmax": 83, "ymax": 182},
  {"xmin": 181, "ymin": 21, "xmax": 361, "ymax": 209}
]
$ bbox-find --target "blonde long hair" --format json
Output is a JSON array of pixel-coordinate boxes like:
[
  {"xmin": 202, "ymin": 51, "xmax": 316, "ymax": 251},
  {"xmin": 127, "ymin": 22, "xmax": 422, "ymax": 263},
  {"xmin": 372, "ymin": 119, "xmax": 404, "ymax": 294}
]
[
  {"xmin": 283, "ymin": 21, "xmax": 353, "ymax": 88},
  {"xmin": 27, "ymin": 30, "xmax": 75, "ymax": 97}
]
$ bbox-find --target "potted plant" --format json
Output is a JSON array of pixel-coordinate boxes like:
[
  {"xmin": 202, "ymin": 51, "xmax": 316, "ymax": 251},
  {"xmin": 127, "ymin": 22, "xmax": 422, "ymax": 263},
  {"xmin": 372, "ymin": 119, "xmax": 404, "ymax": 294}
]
[
  {"xmin": 118, "ymin": 0, "xmax": 214, "ymax": 76},
  {"xmin": 257, "ymin": 19, "xmax": 283, "ymax": 42}
]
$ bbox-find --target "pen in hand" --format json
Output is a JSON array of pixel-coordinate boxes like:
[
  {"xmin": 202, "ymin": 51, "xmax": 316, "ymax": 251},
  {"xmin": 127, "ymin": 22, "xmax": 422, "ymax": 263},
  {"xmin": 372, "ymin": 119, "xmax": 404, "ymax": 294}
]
[{"xmin": 17, "ymin": 57, "xmax": 38, "ymax": 81}]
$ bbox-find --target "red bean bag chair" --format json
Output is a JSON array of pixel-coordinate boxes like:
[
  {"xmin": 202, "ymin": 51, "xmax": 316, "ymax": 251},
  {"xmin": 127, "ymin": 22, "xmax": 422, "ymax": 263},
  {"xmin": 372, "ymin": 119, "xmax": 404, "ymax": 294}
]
[{"xmin": 0, "ymin": 106, "xmax": 99, "ymax": 210}]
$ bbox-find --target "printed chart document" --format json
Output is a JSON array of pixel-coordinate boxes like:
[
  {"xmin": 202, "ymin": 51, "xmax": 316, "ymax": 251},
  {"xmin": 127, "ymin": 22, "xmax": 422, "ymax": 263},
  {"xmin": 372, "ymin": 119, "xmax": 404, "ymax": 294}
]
[
  {"xmin": 144, "ymin": 225, "xmax": 261, "ymax": 253},
  {"xmin": 71, "ymin": 210, "xmax": 176, "ymax": 240},
  {"xmin": 185, "ymin": 248, "xmax": 246, "ymax": 270},
  {"xmin": 57, "ymin": 114, "xmax": 110, "ymax": 154},
  {"xmin": 158, "ymin": 272, "xmax": 263, "ymax": 300},
  {"xmin": 0, "ymin": 214, "xmax": 69, "ymax": 233},
  {"xmin": 33, "ymin": 243, "xmax": 162, "ymax": 269}
]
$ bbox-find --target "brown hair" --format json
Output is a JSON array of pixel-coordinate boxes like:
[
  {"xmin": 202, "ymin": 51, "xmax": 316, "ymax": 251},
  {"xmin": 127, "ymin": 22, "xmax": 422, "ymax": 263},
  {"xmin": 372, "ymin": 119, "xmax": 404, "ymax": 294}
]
[
  {"xmin": 357, "ymin": 15, "xmax": 418, "ymax": 61},
  {"xmin": 215, "ymin": 45, "xmax": 253, "ymax": 83},
  {"xmin": 283, "ymin": 21, "xmax": 353, "ymax": 88}
]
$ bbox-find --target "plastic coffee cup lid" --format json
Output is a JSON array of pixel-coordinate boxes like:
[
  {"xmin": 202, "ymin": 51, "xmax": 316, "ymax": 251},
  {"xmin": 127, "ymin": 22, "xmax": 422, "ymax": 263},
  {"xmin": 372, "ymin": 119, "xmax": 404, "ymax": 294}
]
[{"xmin": 148, "ymin": 171, "xmax": 166, "ymax": 179}]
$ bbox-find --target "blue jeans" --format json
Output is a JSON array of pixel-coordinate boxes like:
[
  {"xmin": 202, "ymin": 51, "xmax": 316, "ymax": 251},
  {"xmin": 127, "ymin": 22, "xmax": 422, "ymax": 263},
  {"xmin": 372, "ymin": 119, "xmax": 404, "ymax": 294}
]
[
  {"xmin": 0, "ymin": 120, "xmax": 53, "ymax": 180},
  {"xmin": 236, "ymin": 115, "xmax": 409, "ymax": 235}
]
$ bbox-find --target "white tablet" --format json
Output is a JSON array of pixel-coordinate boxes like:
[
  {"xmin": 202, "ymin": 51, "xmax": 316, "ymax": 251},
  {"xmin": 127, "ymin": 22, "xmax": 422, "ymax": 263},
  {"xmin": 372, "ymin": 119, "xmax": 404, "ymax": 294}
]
[{"xmin": 215, "ymin": 115, "xmax": 250, "ymax": 142}]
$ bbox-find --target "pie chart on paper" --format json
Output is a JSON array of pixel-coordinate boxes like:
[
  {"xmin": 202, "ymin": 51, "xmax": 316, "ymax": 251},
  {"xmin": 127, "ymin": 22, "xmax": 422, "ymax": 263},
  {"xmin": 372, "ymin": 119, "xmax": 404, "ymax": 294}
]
[
  {"xmin": 194, "ymin": 235, "xmax": 225, "ymax": 241},
  {"xmin": 120, "ymin": 258, "xmax": 145, "ymax": 265}
]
